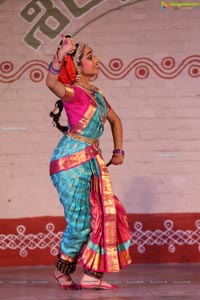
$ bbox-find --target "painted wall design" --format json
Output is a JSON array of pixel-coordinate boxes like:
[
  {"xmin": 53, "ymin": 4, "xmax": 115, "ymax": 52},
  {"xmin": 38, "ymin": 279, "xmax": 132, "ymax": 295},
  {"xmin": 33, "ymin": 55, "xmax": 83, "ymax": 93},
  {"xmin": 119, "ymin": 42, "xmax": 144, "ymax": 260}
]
[
  {"xmin": 1, "ymin": 214, "xmax": 200, "ymax": 266},
  {"xmin": 2, "ymin": 219, "xmax": 200, "ymax": 257},
  {"xmin": 19, "ymin": 0, "xmax": 131, "ymax": 50},
  {"xmin": 1, "ymin": 55, "xmax": 200, "ymax": 83},
  {"xmin": 0, "ymin": 0, "xmax": 200, "ymax": 266}
]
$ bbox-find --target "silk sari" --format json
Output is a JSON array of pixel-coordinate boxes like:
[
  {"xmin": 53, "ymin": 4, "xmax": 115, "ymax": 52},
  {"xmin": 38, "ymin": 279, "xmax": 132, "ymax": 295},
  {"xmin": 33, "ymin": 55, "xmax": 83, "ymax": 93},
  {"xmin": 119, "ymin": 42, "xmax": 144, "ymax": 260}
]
[{"xmin": 50, "ymin": 85, "xmax": 132, "ymax": 273}]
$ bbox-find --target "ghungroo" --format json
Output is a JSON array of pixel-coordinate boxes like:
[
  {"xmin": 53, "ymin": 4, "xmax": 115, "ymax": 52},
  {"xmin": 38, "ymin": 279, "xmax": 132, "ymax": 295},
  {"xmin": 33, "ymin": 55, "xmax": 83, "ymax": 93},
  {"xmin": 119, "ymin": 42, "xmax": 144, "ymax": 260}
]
[
  {"xmin": 55, "ymin": 255, "xmax": 76, "ymax": 275},
  {"xmin": 84, "ymin": 269, "xmax": 103, "ymax": 280}
]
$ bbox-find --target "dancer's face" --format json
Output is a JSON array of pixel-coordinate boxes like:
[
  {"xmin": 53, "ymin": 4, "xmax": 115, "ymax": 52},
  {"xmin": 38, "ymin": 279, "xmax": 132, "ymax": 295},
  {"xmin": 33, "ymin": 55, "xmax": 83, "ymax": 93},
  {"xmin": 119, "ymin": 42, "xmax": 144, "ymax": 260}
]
[{"xmin": 79, "ymin": 46, "xmax": 100, "ymax": 77}]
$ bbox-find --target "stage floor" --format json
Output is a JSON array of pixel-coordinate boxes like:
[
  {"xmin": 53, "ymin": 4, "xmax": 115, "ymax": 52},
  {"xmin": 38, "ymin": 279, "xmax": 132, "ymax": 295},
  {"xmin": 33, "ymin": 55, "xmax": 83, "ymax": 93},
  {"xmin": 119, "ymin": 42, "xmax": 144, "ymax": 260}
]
[{"xmin": 0, "ymin": 263, "xmax": 200, "ymax": 300}]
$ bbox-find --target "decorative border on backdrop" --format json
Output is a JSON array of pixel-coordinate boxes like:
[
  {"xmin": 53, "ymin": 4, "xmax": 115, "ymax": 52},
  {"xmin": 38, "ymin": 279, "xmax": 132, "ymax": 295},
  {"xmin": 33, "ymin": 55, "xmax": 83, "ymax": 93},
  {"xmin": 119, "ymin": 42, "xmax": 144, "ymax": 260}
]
[
  {"xmin": 0, "ymin": 55, "xmax": 199, "ymax": 83},
  {"xmin": 131, "ymin": 219, "xmax": 200, "ymax": 254},
  {"xmin": 0, "ymin": 214, "xmax": 200, "ymax": 266}
]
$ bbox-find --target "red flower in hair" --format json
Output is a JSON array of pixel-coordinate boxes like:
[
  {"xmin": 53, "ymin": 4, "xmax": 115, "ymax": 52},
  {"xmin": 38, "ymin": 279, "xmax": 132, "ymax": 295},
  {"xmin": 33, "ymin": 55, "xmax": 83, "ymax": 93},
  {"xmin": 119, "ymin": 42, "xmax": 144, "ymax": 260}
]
[{"xmin": 58, "ymin": 55, "xmax": 76, "ymax": 85}]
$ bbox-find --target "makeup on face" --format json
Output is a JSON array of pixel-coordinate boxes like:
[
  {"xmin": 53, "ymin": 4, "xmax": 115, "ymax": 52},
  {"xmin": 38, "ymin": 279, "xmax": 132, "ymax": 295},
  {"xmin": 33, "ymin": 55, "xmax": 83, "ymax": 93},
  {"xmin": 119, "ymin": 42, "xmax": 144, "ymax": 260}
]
[{"xmin": 80, "ymin": 47, "xmax": 99, "ymax": 75}]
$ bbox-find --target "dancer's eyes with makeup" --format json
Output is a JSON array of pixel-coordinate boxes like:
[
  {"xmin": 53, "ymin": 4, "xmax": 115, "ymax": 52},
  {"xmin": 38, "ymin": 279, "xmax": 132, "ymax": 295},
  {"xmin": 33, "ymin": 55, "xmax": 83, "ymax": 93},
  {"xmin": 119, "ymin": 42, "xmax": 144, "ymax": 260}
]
[{"xmin": 86, "ymin": 53, "xmax": 93, "ymax": 60}]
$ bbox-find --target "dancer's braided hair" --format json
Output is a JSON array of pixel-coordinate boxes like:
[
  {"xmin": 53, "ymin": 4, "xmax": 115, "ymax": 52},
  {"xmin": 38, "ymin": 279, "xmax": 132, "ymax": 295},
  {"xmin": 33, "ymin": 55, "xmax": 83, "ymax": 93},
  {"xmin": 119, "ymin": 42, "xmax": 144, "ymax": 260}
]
[{"xmin": 49, "ymin": 100, "xmax": 68, "ymax": 133}]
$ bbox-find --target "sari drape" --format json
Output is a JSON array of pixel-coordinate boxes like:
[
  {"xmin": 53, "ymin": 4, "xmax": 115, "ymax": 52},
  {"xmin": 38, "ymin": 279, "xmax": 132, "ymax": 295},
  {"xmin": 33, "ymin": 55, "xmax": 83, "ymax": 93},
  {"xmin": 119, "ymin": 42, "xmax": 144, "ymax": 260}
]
[{"xmin": 50, "ymin": 85, "xmax": 132, "ymax": 272}]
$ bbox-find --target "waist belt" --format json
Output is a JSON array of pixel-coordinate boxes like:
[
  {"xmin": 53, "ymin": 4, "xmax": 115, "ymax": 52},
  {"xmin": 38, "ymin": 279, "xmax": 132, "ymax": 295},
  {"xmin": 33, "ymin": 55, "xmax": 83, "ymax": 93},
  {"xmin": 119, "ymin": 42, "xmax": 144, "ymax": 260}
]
[{"xmin": 66, "ymin": 132, "xmax": 99, "ymax": 146}]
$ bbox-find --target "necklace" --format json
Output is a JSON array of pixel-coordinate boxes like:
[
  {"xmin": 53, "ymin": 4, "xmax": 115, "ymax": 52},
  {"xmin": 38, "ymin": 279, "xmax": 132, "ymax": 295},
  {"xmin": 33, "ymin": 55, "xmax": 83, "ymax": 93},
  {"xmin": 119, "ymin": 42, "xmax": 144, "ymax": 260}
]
[
  {"xmin": 74, "ymin": 83, "xmax": 106, "ymax": 124},
  {"xmin": 74, "ymin": 82, "xmax": 93, "ymax": 92}
]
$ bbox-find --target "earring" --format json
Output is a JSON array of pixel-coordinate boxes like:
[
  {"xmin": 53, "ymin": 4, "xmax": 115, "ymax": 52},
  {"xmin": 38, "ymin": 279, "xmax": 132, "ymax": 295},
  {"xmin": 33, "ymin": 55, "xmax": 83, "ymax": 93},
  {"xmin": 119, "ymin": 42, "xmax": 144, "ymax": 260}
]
[{"xmin": 76, "ymin": 68, "xmax": 81, "ymax": 81}]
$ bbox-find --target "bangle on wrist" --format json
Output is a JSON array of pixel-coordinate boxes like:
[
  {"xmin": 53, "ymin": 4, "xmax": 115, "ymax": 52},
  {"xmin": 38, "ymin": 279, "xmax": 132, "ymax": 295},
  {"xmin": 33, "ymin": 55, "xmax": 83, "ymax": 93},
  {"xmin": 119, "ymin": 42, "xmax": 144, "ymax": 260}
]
[
  {"xmin": 48, "ymin": 62, "xmax": 61, "ymax": 74},
  {"xmin": 113, "ymin": 149, "xmax": 125, "ymax": 156}
]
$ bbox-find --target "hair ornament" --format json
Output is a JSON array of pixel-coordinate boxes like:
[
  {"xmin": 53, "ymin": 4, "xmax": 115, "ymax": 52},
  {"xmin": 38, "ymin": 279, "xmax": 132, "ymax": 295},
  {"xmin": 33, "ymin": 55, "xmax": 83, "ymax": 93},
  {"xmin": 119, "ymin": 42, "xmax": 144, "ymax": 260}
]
[
  {"xmin": 58, "ymin": 55, "xmax": 76, "ymax": 85},
  {"xmin": 73, "ymin": 43, "xmax": 86, "ymax": 69}
]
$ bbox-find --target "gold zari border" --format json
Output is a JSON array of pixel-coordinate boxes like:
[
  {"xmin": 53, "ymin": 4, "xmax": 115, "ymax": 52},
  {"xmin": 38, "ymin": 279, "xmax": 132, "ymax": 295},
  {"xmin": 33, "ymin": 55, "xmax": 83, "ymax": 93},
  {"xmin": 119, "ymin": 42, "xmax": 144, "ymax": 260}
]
[{"xmin": 50, "ymin": 145, "xmax": 99, "ymax": 175}]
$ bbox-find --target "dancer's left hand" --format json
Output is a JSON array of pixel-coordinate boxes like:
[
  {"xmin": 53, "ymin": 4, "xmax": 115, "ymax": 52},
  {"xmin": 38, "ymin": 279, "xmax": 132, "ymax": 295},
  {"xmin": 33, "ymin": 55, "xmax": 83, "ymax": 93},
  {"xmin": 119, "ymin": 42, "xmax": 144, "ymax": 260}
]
[{"xmin": 106, "ymin": 154, "xmax": 124, "ymax": 167}]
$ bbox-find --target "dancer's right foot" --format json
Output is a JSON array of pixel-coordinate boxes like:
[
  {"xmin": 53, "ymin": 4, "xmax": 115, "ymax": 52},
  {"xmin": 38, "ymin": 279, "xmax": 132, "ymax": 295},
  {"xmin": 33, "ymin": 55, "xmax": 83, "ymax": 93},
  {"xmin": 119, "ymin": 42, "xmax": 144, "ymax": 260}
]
[{"xmin": 80, "ymin": 274, "xmax": 118, "ymax": 290}]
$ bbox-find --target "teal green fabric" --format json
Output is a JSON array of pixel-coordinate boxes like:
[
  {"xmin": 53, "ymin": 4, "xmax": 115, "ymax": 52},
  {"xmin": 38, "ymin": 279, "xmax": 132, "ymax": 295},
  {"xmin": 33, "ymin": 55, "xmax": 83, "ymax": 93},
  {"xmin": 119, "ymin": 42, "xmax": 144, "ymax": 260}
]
[{"xmin": 50, "ymin": 90, "xmax": 107, "ymax": 258}]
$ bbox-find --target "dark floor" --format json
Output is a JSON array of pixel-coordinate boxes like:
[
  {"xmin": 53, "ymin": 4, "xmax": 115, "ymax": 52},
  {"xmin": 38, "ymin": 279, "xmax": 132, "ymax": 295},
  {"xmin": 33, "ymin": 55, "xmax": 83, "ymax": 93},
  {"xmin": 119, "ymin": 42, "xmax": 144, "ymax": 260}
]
[{"xmin": 0, "ymin": 264, "xmax": 200, "ymax": 300}]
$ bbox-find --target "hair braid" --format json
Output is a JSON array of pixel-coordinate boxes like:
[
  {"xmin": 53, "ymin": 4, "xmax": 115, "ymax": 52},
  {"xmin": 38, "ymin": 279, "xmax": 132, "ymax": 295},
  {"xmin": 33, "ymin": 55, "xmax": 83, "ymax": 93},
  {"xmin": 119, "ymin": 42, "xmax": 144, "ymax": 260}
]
[{"xmin": 49, "ymin": 100, "xmax": 68, "ymax": 133}]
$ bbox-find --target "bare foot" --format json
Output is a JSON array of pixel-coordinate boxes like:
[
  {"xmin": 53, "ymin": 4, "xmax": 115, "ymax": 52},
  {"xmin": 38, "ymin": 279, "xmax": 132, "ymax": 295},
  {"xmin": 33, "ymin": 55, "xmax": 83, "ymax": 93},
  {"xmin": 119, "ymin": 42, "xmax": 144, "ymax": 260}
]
[
  {"xmin": 80, "ymin": 274, "xmax": 118, "ymax": 290},
  {"xmin": 53, "ymin": 269, "xmax": 81, "ymax": 290}
]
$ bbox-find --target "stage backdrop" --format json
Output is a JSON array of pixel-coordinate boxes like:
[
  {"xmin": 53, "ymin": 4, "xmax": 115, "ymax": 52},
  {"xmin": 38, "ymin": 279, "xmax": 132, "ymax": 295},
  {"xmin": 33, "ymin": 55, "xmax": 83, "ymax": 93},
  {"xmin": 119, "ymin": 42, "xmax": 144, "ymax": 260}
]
[{"xmin": 0, "ymin": 0, "xmax": 200, "ymax": 266}]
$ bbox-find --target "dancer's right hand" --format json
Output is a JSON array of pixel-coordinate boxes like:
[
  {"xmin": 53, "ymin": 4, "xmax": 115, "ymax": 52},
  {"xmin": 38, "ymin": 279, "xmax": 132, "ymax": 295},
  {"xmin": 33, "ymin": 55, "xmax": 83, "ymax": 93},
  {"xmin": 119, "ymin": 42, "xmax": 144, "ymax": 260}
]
[{"xmin": 57, "ymin": 35, "xmax": 76, "ymax": 60}]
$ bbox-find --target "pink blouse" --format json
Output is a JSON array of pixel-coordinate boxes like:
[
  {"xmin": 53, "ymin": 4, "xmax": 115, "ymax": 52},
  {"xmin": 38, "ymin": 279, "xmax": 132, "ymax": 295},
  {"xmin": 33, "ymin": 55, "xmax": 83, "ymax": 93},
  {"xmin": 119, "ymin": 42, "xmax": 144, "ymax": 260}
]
[{"xmin": 62, "ymin": 85, "xmax": 90, "ymax": 128}]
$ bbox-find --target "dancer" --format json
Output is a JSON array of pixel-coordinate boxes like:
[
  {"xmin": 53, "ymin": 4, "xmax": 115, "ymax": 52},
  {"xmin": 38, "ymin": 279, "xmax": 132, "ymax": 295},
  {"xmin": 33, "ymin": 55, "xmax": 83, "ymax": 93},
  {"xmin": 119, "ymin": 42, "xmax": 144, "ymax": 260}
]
[{"xmin": 46, "ymin": 35, "xmax": 132, "ymax": 290}]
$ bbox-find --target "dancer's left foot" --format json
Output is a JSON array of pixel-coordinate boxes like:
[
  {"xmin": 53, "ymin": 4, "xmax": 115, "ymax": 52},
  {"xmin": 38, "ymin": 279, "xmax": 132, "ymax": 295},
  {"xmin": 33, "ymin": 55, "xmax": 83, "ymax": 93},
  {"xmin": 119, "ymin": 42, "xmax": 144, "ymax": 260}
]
[
  {"xmin": 53, "ymin": 270, "xmax": 81, "ymax": 290},
  {"xmin": 80, "ymin": 274, "xmax": 118, "ymax": 290}
]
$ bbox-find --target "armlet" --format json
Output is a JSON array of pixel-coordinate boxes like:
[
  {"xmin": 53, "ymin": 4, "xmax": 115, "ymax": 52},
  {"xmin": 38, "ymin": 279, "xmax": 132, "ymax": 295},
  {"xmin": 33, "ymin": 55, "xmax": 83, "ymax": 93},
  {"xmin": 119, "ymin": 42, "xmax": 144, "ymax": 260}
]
[{"xmin": 62, "ymin": 85, "xmax": 74, "ymax": 102}]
